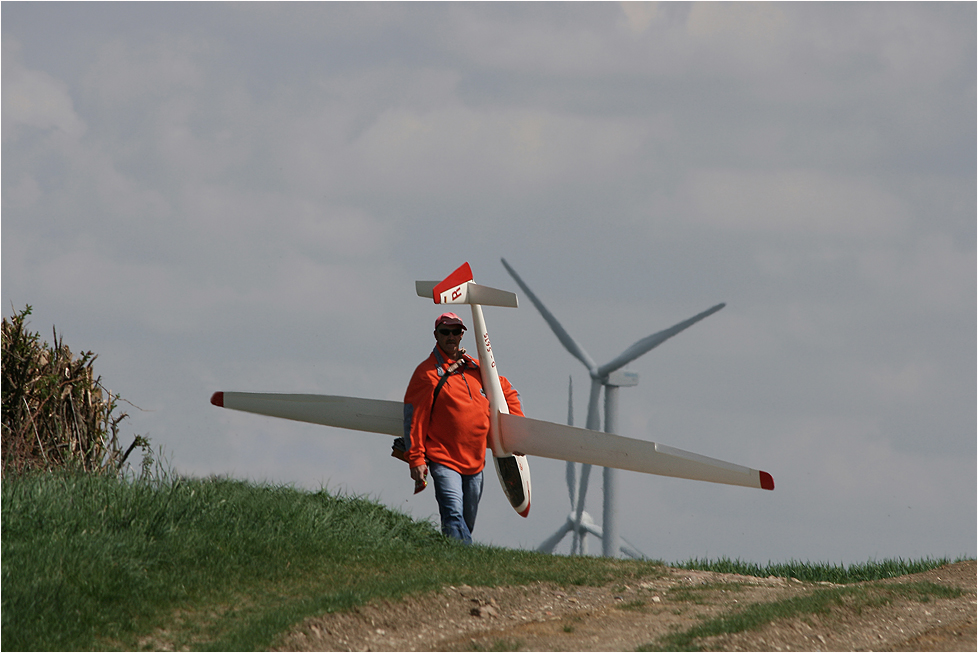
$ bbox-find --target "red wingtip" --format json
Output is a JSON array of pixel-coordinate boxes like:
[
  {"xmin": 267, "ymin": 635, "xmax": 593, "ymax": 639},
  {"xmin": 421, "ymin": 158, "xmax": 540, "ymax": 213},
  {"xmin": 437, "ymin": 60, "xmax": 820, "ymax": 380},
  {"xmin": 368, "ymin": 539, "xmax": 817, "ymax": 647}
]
[
  {"xmin": 210, "ymin": 391, "xmax": 224, "ymax": 407},
  {"xmin": 759, "ymin": 471, "xmax": 775, "ymax": 490},
  {"xmin": 519, "ymin": 504, "xmax": 531, "ymax": 518},
  {"xmin": 432, "ymin": 262, "xmax": 474, "ymax": 303}
]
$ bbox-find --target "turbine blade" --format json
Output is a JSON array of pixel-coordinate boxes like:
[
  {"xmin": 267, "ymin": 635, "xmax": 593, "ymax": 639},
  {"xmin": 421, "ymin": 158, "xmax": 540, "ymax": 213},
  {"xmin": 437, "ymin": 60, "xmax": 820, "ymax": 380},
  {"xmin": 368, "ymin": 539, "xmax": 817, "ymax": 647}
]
[
  {"xmin": 501, "ymin": 258, "xmax": 597, "ymax": 374},
  {"xmin": 575, "ymin": 379, "xmax": 602, "ymax": 530},
  {"xmin": 597, "ymin": 303, "xmax": 725, "ymax": 378},
  {"xmin": 575, "ymin": 462, "xmax": 593, "ymax": 523},
  {"xmin": 566, "ymin": 461, "xmax": 577, "ymax": 511},
  {"xmin": 567, "ymin": 375, "xmax": 574, "ymax": 427},
  {"xmin": 582, "ymin": 519, "xmax": 603, "ymax": 539},
  {"xmin": 564, "ymin": 376, "xmax": 579, "ymax": 511},
  {"xmin": 537, "ymin": 520, "xmax": 574, "ymax": 553},
  {"xmin": 620, "ymin": 535, "xmax": 646, "ymax": 560},
  {"xmin": 585, "ymin": 378, "xmax": 602, "ymax": 431}
]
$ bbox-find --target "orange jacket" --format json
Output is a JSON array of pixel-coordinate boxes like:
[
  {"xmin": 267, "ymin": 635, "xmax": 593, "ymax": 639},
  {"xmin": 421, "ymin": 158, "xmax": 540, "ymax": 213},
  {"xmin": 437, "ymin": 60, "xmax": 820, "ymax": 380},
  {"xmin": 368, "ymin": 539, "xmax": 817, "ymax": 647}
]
[{"xmin": 403, "ymin": 346, "xmax": 524, "ymax": 475}]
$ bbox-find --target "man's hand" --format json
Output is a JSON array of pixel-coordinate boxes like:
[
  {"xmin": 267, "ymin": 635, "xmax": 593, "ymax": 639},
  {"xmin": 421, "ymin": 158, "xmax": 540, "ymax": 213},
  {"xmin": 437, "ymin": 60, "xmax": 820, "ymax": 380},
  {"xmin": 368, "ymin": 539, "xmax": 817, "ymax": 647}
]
[{"xmin": 410, "ymin": 464, "xmax": 428, "ymax": 493}]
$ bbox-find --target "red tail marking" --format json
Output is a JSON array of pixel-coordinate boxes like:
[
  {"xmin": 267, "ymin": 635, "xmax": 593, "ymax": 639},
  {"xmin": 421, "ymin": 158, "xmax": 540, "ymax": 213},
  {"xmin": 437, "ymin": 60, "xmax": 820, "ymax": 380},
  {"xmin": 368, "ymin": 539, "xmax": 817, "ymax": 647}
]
[
  {"xmin": 432, "ymin": 262, "xmax": 473, "ymax": 303},
  {"xmin": 210, "ymin": 391, "xmax": 224, "ymax": 407}
]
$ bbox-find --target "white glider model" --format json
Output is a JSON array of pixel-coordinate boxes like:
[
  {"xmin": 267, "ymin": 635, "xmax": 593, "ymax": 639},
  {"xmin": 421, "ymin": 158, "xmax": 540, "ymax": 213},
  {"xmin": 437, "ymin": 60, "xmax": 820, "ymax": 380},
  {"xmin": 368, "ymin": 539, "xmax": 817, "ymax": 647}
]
[{"xmin": 211, "ymin": 263, "xmax": 774, "ymax": 519}]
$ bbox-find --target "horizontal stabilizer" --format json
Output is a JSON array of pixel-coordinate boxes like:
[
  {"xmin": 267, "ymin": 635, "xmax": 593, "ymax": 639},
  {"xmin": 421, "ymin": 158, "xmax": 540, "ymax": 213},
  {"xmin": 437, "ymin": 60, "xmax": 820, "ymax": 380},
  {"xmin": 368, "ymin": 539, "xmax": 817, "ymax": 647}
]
[
  {"xmin": 426, "ymin": 280, "xmax": 518, "ymax": 307},
  {"xmin": 498, "ymin": 413, "xmax": 774, "ymax": 490},
  {"xmin": 467, "ymin": 284, "xmax": 518, "ymax": 308},
  {"xmin": 426, "ymin": 281, "xmax": 519, "ymax": 308},
  {"xmin": 211, "ymin": 392, "xmax": 403, "ymax": 437},
  {"xmin": 417, "ymin": 261, "xmax": 518, "ymax": 307},
  {"xmin": 416, "ymin": 280, "xmax": 438, "ymax": 299}
]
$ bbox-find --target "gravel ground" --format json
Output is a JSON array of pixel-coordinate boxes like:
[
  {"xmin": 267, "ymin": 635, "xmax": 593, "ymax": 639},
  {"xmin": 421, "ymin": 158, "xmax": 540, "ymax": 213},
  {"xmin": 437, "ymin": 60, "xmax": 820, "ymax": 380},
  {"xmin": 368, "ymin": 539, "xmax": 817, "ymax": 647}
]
[{"xmin": 275, "ymin": 560, "xmax": 975, "ymax": 651}]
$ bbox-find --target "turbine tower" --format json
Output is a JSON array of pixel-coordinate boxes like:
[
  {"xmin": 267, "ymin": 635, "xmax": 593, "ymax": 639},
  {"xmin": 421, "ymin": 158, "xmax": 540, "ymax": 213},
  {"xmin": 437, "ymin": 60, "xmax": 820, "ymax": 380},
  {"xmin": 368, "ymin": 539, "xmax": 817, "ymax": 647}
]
[{"xmin": 501, "ymin": 258, "xmax": 725, "ymax": 558}]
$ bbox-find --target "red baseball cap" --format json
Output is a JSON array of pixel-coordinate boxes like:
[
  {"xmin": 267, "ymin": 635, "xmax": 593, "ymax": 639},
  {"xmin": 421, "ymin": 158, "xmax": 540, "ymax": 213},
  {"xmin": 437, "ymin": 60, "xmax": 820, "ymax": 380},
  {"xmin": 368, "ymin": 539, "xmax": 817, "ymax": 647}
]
[{"xmin": 434, "ymin": 312, "xmax": 467, "ymax": 330}]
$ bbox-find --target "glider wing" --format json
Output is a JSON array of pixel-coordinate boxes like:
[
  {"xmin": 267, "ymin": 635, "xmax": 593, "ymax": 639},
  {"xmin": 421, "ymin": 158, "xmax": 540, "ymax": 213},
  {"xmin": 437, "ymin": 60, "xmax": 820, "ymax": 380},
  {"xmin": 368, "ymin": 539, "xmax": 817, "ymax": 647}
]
[
  {"xmin": 209, "ymin": 391, "xmax": 773, "ymax": 490},
  {"xmin": 211, "ymin": 391, "xmax": 403, "ymax": 437},
  {"xmin": 498, "ymin": 412, "xmax": 774, "ymax": 490}
]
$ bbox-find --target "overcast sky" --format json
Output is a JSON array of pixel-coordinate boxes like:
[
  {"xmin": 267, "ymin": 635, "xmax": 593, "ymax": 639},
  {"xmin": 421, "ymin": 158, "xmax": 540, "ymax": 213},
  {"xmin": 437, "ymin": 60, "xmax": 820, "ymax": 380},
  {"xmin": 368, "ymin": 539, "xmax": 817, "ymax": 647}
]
[{"xmin": 3, "ymin": 2, "xmax": 974, "ymax": 565}]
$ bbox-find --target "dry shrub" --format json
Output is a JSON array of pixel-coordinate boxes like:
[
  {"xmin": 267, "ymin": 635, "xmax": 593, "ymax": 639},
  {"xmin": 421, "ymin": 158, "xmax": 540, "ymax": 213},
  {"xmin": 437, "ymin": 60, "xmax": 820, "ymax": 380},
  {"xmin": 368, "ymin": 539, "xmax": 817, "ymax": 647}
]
[{"xmin": 1, "ymin": 305, "xmax": 150, "ymax": 477}]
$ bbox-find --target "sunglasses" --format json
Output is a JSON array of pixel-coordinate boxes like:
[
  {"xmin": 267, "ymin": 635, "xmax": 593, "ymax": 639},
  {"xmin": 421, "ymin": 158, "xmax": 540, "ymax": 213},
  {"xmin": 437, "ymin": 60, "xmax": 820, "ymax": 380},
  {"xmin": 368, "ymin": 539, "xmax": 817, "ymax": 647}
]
[{"xmin": 437, "ymin": 328, "xmax": 463, "ymax": 336}]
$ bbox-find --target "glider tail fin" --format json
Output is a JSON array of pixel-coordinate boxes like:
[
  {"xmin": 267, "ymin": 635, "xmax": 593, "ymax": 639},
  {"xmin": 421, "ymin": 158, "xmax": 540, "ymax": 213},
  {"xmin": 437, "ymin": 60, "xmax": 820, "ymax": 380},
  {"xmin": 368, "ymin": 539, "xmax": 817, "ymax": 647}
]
[{"xmin": 416, "ymin": 262, "xmax": 518, "ymax": 308}]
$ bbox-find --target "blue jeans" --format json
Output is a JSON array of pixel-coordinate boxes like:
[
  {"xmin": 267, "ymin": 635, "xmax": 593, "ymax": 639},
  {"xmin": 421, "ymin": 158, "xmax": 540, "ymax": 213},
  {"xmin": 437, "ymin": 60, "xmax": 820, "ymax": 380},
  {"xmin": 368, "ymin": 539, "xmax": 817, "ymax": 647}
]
[{"xmin": 428, "ymin": 461, "xmax": 484, "ymax": 544}]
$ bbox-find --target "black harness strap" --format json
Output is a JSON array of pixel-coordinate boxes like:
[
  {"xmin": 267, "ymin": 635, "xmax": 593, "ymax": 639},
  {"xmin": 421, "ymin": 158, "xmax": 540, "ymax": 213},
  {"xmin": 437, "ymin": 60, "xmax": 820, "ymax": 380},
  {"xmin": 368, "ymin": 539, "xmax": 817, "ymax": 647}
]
[{"xmin": 431, "ymin": 351, "xmax": 468, "ymax": 411}]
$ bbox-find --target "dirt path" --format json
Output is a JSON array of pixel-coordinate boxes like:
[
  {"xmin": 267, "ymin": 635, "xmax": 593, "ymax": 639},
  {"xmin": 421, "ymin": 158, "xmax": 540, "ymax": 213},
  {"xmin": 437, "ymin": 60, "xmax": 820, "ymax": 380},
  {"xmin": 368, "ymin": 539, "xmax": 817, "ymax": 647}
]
[{"xmin": 275, "ymin": 560, "xmax": 975, "ymax": 651}]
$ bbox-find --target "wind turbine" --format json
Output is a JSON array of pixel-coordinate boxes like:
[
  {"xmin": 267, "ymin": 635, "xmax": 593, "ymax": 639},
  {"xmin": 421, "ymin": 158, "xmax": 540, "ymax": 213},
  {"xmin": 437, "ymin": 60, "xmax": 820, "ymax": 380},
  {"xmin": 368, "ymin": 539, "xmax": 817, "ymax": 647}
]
[
  {"xmin": 501, "ymin": 258, "xmax": 725, "ymax": 558},
  {"xmin": 536, "ymin": 376, "xmax": 647, "ymax": 558}
]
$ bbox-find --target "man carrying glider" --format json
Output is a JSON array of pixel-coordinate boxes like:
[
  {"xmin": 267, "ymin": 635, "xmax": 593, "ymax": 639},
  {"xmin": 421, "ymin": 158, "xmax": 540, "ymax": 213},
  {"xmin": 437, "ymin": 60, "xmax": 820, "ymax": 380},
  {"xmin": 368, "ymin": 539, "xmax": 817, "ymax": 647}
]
[{"xmin": 402, "ymin": 311, "xmax": 525, "ymax": 543}]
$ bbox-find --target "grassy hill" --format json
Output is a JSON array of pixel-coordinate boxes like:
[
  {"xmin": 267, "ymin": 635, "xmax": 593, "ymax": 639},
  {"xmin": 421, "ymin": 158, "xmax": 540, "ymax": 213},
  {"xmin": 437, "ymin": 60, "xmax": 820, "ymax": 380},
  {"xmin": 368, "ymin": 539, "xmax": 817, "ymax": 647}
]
[{"xmin": 1, "ymin": 472, "xmax": 956, "ymax": 651}]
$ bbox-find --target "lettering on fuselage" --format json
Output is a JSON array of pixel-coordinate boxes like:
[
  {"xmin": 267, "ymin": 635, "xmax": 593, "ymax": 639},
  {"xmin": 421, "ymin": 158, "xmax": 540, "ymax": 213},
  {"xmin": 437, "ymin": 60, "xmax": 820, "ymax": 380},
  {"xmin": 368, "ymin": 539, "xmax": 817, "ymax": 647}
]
[{"xmin": 483, "ymin": 331, "xmax": 496, "ymax": 367}]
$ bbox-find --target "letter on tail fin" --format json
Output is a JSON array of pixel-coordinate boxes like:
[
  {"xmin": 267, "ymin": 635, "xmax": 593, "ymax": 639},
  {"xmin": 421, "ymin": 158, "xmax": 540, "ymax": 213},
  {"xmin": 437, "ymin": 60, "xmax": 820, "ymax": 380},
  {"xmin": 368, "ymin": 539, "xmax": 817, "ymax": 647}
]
[{"xmin": 432, "ymin": 262, "xmax": 474, "ymax": 304}]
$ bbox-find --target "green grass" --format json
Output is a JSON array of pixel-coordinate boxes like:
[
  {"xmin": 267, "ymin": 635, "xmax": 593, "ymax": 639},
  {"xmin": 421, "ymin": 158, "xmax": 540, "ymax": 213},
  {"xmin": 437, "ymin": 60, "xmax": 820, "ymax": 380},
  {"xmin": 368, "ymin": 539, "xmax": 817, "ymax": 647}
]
[
  {"xmin": 673, "ymin": 556, "xmax": 957, "ymax": 584},
  {"xmin": 1, "ymin": 471, "xmax": 662, "ymax": 651},
  {"xmin": 2, "ymin": 471, "xmax": 967, "ymax": 651},
  {"xmin": 640, "ymin": 581, "xmax": 964, "ymax": 651}
]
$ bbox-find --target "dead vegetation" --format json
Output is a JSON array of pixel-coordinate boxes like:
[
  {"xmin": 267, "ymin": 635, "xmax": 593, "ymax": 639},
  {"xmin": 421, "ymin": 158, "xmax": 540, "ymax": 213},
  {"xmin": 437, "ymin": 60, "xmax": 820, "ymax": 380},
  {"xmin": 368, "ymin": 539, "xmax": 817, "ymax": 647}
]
[{"xmin": 1, "ymin": 305, "xmax": 150, "ymax": 477}]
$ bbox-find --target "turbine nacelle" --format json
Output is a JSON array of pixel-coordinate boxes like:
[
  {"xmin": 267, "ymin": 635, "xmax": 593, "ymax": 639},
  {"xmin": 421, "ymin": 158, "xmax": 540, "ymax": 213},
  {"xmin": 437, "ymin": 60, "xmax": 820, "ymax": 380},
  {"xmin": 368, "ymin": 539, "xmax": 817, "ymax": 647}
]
[{"xmin": 596, "ymin": 369, "xmax": 639, "ymax": 387}]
